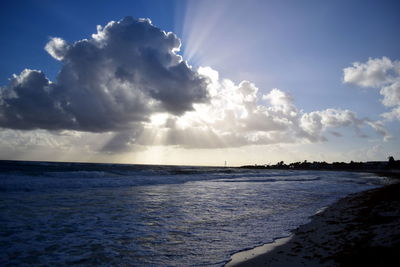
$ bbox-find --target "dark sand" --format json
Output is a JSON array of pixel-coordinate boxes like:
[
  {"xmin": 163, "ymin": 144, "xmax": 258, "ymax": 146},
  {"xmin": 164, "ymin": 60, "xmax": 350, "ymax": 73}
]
[{"xmin": 226, "ymin": 182, "xmax": 400, "ymax": 267}]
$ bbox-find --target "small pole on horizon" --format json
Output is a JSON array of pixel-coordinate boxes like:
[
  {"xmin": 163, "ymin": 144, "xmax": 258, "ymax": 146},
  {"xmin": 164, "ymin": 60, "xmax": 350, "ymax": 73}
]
[{"xmin": 224, "ymin": 160, "xmax": 227, "ymax": 167}]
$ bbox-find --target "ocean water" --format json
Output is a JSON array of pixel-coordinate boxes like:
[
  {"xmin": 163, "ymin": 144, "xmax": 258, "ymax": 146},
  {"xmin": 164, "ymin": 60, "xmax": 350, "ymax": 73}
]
[{"xmin": 0, "ymin": 161, "xmax": 388, "ymax": 266}]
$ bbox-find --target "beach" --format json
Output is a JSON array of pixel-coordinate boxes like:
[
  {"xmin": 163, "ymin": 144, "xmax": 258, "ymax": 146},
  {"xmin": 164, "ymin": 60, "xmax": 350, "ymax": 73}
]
[{"xmin": 226, "ymin": 181, "xmax": 400, "ymax": 267}]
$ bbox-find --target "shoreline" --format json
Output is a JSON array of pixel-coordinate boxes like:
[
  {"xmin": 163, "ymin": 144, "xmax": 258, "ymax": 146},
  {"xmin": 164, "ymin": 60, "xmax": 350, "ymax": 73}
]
[
  {"xmin": 225, "ymin": 236, "xmax": 293, "ymax": 267},
  {"xmin": 225, "ymin": 180, "xmax": 400, "ymax": 267}
]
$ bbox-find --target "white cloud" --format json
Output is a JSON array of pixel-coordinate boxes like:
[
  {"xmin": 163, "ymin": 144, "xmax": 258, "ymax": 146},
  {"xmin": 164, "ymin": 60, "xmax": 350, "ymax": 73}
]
[
  {"xmin": 382, "ymin": 106, "xmax": 400, "ymax": 121},
  {"xmin": 44, "ymin": 37, "xmax": 69, "ymax": 61},
  {"xmin": 343, "ymin": 57, "xmax": 400, "ymax": 88},
  {"xmin": 263, "ymin": 88, "xmax": 295, "ymax": 115},
  {"xmin": 343, "ymin": 56, "xmax": 400, "ymax": 121},
  {"xmin": 365, "ymin": 120, "xmax": 392, "ymax": 141},
  {"xmin": 380, "ymin": 81, "xmax": 400, "ymax": 107}
]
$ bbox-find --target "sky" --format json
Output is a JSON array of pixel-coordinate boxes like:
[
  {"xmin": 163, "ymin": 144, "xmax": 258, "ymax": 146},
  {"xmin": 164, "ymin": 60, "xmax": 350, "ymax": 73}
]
[{"xmin": 0, "ymin": 0, "xmax": 399, "ymax": 166}]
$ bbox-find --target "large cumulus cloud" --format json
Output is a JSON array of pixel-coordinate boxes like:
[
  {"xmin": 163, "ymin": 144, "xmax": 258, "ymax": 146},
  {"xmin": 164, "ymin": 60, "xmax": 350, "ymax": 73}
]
[
  {"xmin": 0, "ymin": 17, "xmax": 208, "ymax": 132},
  {"xmin": 343, "ymin": 56, "xmax": 400, "ymax": 120}
]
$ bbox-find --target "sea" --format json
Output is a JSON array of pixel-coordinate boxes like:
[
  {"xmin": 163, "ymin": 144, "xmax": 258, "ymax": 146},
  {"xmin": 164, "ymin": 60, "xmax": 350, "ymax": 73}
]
[{"xmin": 0, "ymin": 160, "xmax": 390, "ymax": 266}]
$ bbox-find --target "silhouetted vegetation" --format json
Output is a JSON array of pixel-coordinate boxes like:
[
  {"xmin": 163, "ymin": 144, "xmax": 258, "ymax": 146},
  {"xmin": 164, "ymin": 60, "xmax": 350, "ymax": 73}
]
[{"xmin": 240, "ymin": 157, "xmax": 400, "ymax": 175}]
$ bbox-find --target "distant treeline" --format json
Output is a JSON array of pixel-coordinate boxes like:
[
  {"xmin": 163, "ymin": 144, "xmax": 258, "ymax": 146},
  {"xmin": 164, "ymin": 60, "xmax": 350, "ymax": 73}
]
[{"xmin": 240, "ymin": 156, "xmax": 400, "ymax": 172}]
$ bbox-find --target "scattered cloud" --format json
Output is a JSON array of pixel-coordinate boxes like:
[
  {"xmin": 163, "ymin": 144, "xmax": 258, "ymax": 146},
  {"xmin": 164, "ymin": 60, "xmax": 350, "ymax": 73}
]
[
  {"xmin": 343, "ymin": 56, "xmax": 400, "ymax": 121},
  {"xmin": 380, "ymin": 81, "xmax": 400, "ymax": 107},
  {"xmin": 44, "ymin": 37, "xmax": 69, "ymax": 61},
  {"xmin": 343, "ymin": 57, "xmax": 399, "ymax": 88},
  {"xmin": 365, "ymin": 120, "xmax": 392, "ymax": 141},
  {"xmin": 382, "ymin": 106, "xmax": 400, "ymax": 121}
]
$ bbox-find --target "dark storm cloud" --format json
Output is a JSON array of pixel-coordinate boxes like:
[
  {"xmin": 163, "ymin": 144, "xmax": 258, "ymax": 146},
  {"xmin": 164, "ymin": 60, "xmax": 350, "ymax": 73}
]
[{"xmin": 0, "ymin": 17, "xmax": 208, "ymax": 132}]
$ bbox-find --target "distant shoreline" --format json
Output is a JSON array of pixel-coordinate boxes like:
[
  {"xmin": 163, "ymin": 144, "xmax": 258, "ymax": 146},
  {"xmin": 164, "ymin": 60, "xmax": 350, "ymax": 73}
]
[
  {"xmin": 239, "ymin": 158, "xmax": 400, "ymax": 180},
  {"xmin": 226, "ymin": 179, "xmax": 400, "ymax": 267}
]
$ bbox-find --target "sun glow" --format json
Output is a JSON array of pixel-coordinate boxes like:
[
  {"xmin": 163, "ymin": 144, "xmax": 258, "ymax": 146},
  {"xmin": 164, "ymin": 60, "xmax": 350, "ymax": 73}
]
[{"xmin": 149, "ymin": 113, "xmax": 169, "ymax": 127}]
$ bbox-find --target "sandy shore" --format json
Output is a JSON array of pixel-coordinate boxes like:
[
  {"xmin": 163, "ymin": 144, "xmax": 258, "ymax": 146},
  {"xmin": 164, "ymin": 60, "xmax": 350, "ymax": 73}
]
[{"xmin": 226, "ymin": 182, "xmax": 400, "ymax": 267}]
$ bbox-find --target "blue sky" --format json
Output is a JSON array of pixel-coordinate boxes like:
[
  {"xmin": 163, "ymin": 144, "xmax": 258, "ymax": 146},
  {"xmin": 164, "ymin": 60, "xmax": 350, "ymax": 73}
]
[{"xmin": 0, "ymin": 0, "xmax": 399, "ymax": 165}]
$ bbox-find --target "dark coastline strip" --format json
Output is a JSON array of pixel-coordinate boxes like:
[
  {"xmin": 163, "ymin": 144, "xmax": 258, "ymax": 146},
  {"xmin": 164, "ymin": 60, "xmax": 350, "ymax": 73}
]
[{"xmin": 227, "ymin": 181, "xmax": 400, "ymax": 267}]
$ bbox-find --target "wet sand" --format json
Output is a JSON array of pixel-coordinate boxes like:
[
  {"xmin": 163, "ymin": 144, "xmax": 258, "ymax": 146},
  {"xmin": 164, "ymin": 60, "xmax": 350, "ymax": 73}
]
[{"xmin": 226, "ymin": 183, "xmax": 400, "ymax": 267}]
